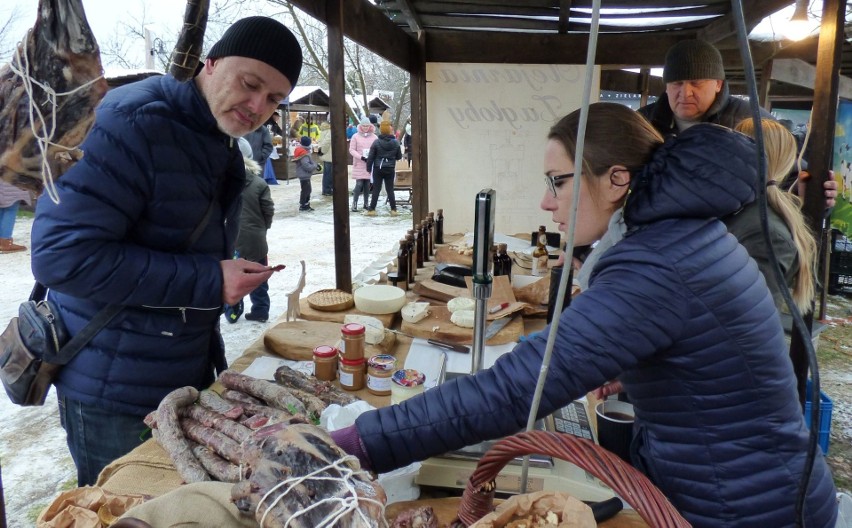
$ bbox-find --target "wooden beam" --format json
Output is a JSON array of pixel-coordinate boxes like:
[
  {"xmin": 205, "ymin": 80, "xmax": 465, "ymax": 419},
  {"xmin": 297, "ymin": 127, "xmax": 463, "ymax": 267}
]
[
  {"xmin": 558, "ymin": 0, "xmax": 572, "ymax": 35},
  {"xmin": 411, "ymin": 31, "xmax": 429, "ymax": 224},
  {"xmin": 326, "ymin": 0, "xmax": 353, "ymax": 292},
  {"xmin": 770, "ymin": 58, "xmax": 852, "ymax": 100},
  {"xmin": 758, "ymin": 58, "xmax": 773, "ymax": 109},
  {"xmin": 424, "ymin": 30, "xmax": 682, "ymax": 65},
  {"xmin": 789, "ymin": 0, "xmax": 845, "ymax": 400},
  {"xmin": 600, "ymin": 69, "xmax": 664, "ymax": 95},
  {"xmin": 396, "ymin": 0, "xmax": 422, "ymax": 32},
  {"xmin": 288, "ymin": 0, "xmax": 417, "ymax": 72},
  {"xmin": 697, "ymin": 0, "xmax": 790, "ymax": 43}
]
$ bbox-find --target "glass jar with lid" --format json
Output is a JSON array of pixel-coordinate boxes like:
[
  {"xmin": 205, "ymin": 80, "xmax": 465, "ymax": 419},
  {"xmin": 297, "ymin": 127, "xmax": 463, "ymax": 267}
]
[
  {"xmin": 339, "ymin": 357, "xmax": 366, "ymax": 391},
  {"xmin": 340, "ymin": 323, "xmax": 366, "ymax": 361},
  {"xmin": 390, "ymin": 369, "xmax": 426, "ymax": 404},
  {"xmin": 366, "ymin": 354, "xmax": 396, "ymax": 396},
  {"xmin": 312, "ymin": 345, "xmax": 338, "ymax": 381}
]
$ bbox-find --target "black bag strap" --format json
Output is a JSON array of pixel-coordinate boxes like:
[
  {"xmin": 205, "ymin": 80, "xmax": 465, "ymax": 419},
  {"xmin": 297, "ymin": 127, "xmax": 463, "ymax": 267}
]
[{"xmin": 32, "ymin": 183, "xmax": 222, "ymax": 366}]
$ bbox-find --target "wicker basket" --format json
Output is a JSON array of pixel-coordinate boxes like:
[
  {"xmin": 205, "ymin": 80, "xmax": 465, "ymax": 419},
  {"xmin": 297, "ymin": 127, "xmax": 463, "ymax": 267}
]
[{"xmin": 455, "ymin": 431, "xmax": 690, "ymax": 528}]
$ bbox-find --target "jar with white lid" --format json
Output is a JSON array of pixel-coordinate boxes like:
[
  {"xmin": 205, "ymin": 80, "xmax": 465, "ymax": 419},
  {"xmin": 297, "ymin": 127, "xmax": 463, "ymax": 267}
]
[
  {"xmin": 390, "ymin": 369, "xmax": 426, "ymax": 404},
  {"xmin": 366, "ymin": 354, "xmax": 396, "ymax": 396}
]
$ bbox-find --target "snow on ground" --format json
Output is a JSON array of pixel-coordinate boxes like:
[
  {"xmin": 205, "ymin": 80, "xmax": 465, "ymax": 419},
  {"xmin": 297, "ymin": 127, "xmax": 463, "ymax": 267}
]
[{"xmin": 0, "ymin": 172, "xmax": 411, "ymax": 525}]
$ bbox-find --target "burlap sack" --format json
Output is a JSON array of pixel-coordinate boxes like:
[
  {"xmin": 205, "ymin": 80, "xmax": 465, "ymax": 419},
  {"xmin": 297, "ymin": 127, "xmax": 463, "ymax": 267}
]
[
  {"xmin": 118, "ymin": 481, "xmax": 257, "ymax": 527},
  {"xmin": 470, "ymin": 491, "xmax": 595, "ymax": 528}
]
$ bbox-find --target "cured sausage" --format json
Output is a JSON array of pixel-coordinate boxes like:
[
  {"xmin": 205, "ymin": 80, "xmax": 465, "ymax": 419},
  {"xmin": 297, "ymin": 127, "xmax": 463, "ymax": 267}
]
[{"xmin": 156, "ymin": 386, "xmax": 209, "ymax": 483}]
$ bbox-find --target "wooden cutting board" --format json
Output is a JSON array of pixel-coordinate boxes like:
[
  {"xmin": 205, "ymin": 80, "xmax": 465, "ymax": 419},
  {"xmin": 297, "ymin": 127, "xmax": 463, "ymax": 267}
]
[
  {"xmin": 263, "ymin": 320, "xmax": 395, "ymax": 361},
  {"xmin": 298, "ymin": 298, "xmax": 397, "ymax": 328},
  {"xmin": 412, "ymin": 279, "xmax": 468, "ymax": 303},
  {"xmin": 400, "ymin": 306, "xmax": 523, "ymax": 345}
]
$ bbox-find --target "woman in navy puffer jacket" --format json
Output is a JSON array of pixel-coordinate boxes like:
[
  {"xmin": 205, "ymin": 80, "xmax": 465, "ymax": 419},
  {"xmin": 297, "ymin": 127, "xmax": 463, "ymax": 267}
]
[{"xmin": 332, "ymin": 103, "xmax": 838, "ymax": 527}]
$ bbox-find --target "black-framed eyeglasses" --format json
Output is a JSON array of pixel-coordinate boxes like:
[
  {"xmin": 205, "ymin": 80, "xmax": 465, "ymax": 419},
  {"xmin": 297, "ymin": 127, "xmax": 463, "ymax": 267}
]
[{"xmin": 544, "ymin": 173, "xmax": 575, "ymax": 197}]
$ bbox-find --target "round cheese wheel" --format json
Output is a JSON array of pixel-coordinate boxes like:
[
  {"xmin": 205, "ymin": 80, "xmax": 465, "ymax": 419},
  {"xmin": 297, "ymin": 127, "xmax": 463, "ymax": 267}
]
[
  {"xmin": 447, "ymin": 297, "xmax": 476, "ymax": 313},
  {"xmin": 353, "ymin": 285, "xmax": 407, "ymax": 314}
]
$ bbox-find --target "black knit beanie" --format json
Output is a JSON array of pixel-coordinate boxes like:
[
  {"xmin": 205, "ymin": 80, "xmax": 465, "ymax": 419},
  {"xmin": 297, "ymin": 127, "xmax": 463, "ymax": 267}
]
[
  {"xmin": 663, "ymin": 40, "xmax": 725, "ymax": 83},
  {"xmin": 207, "ymin": 17, "xmax": 303, "ymax": 88}
]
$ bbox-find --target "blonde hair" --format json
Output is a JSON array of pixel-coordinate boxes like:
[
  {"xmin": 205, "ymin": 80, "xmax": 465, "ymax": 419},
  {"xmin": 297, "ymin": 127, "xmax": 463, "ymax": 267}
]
[{"xmin": 734, "ymin": 118, "xmax": 817, "ymax": 314}]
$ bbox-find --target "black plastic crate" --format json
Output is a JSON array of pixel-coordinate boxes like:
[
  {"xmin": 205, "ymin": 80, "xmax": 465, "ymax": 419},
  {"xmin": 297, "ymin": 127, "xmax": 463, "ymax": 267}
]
[
  {"xmin": 829, "ymin": 273, "xmax": 852, "ymax": 295},
  {"xmin": 830, "ymin": 230, "xmax": 852, "ymax": 275}
]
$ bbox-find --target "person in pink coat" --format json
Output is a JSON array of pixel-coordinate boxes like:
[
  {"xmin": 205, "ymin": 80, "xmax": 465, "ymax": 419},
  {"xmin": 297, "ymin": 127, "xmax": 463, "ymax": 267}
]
[{"xmin": 348, "ymin": 117, "xmax": 377, "ymax": 212}]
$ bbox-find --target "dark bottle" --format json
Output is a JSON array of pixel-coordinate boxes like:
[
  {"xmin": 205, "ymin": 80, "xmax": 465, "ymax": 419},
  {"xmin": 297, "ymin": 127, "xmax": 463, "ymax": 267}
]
[
  {"xmin": 405, "ymin": 233, "xmax": 416, "ymax": 283},
  {"xmin": 532, "ymin": 225, "xmax": 549, "ymax": 277},
  {"xmin": 498, "ymin": 243, "xmax": 512, "ymax": 282},
  {"xmin": 419, "ymin": 220, "xmax": 429, "ymax": 263},
  {"xmin": 492, "ymin": 245, "xmax": 502, "ymax": 276},
  {"xmin": 395, "ymin": 239, "xmax": 409, "ymax": 290},
  {"xmin": 427, "ymin": 212, "xmax": 436, "ymax": 256},
  {"xmin": 435, "ymin": 209, "xmax": 444, "ymax": 244},
  {"xmin": 414, "ymin": 223, "xmax": 424, "ymax": 268}
]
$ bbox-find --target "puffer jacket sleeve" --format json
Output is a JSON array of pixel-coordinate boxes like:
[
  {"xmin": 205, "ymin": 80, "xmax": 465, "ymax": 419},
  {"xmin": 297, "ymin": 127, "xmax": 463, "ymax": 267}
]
[
  {"xmin": 356, "ymin": 247, "xmax": 689, "ymax": 473},
  {"xmin": 31, "ymin": 100, "xmax": 224, "ymax": 308}
]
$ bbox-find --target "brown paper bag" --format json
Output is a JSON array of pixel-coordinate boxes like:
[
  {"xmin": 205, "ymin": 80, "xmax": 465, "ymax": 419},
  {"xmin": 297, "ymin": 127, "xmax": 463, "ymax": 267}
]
[{"xmin": 470, "ymin": 491, "xmax": 596, "ymax": 528}]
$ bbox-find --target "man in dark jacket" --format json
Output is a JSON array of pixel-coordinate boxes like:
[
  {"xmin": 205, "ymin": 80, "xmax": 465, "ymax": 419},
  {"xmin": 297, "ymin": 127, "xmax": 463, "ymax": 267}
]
[
  {"xmin": 639, "ymin": 39, "xmax": 836, "ymax": 311},
  {"xmin": 637, "ymin": 39, "xmax": 772, "ymax": 137},
  {"xmin": 242, "ymin": 124, "xmax": 273, "ymax": 167},
  {"xmin": 30, "ymin": 17, "xmax": 302, "ymax": 486}
]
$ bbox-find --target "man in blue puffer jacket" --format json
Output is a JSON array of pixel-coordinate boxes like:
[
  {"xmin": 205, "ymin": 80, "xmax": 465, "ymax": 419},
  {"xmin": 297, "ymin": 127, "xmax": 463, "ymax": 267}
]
[
  {"xmin": 331, "ymin": 104, "xmax": 838, "ymax": 526},
  {"xmin": 30, "ymin": 17, "xmax": 303, "ymax": 487}
]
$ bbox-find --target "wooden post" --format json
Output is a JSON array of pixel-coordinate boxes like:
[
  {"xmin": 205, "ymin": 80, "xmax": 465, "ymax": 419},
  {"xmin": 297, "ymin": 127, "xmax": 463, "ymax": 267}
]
[
  {"xmin": 639, "ymin": 67, "xmax": 651, "ymax": 107},
  {"xmin": 758, "ymin": 59, "xmax": 773, "ymax": 110},
  {"xmin": 411, "ymin": 31, "xmax": 428, "ymax": 225},
  {"xmin": 326, "ymin": 0, "xmax": 353, "ymax": 292},
  {"xmin": 788, "ymin": 0, "xmax": 844, "ymax": 405}
]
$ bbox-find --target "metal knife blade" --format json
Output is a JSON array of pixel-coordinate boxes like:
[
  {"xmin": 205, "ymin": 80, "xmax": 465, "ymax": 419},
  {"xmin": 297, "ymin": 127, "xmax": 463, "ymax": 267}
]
[
  {"xmin": 484, "ymin": 315, "xmax": 515, "ymax": 340},
  {"xmin": 387, "ymin": 328, "xmax": 470, "ymax": 354}
]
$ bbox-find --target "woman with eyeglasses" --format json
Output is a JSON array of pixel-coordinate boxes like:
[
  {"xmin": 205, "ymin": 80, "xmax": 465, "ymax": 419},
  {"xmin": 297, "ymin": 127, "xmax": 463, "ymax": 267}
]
[{"xmin": 331, "ymin": 102, "xmax": 837, "ymax": 527}]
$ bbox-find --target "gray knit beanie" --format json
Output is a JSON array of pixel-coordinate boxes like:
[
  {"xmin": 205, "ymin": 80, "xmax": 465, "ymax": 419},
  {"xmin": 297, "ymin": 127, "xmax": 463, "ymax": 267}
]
[
  {"xmin": 207, "ymin": 17, "xmax": 303, "ymax": 88},
  {"xmin": 663, "ymin": 40, "xmax": 725, "ymax": 83}
]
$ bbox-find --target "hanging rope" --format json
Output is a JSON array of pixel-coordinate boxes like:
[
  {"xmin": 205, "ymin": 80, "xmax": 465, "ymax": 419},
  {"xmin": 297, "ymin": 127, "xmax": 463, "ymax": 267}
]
[
  {"xmin": 255, "ymin": 455, "xmax": 388, "ymax": 528},
  {"xmin": 518, "ymin": 0, "xmax": 603, "ymax": 494},
  {"xmin": 7, "ymin": 29, "xmax": 105, "ymax": 204}
]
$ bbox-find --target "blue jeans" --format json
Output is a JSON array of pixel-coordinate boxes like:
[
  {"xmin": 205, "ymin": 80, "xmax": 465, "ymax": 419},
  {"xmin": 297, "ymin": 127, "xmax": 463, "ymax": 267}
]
[
  {"xmin": 322, "ymin": 162, "xmax": 333, "ymax": 194},
  {"xmin": 0, "ymin": 202, "xmax": 20, "ymax": 238},
  {"xmin": 248, "ymin": 256, "xmax": 270, "ymax": 317},
  {"xmin": 59, "ymin": 394, "xmax": 148, "ymax": 486}
]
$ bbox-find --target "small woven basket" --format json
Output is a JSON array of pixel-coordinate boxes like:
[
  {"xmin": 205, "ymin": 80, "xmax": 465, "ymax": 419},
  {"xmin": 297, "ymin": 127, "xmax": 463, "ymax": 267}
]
[{"xmin": 455, "ymin": 431, "xmax": 691, "ymax": 528}]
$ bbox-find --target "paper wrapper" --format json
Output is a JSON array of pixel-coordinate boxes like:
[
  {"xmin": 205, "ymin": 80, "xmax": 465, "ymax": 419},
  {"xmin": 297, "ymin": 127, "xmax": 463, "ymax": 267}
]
[
  {"xmin": 36, "ymin": 486, "xmax": 146, "ymax": 528},
  {"xmin": 470, "ymin": 491, "xmax": 595, "ymax": 528}
]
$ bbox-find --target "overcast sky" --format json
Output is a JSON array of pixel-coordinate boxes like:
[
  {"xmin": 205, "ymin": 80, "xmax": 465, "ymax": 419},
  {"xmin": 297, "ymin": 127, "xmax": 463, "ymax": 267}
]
[{"xmin": 1, "ymin": 0, "xmax": 201, "ymax": 67}]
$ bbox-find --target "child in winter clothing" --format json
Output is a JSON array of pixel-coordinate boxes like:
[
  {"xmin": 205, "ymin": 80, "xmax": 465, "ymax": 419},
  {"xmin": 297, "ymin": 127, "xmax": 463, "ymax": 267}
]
[
  {"xmin": 366, "ymin": 120, "xmax": 402, "ymax": 215},
  {"xmin": 292, "ymin": 135, "xmax": 317, "ymax": 211},
  {"xmin": 348, "ymin": 117, "xmax": 377, "ymax": 212},
  {"xmin": 233, "ymin": 137, "xmax": 275, "ymax": 322}
]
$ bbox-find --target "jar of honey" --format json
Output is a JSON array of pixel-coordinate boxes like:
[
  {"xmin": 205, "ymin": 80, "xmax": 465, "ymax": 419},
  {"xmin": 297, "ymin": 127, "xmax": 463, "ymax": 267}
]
[
  {"xmin": 339, "ymin": 357, "xmax": 366, "ymax": 391},
  {"xmin": 340, "ymin": 323, "xmax": 366, "ymax": 361},
  {"xmin": 390, "ymin": 369, "xmax": 426, "ymax": 404},
  {"xmin": 312, "ymin": 345, "xmax": 338, "ymax": 381},
  {"xmin": 366, "ymin": 355, "xmax": 396, "ymax": 396}
]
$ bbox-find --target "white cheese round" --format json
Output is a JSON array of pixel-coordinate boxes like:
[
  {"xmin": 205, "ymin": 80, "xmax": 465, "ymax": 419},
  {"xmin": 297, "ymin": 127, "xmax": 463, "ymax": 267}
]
[
  {"xmin": 353, "ymin": 285, "xmax": 407, "ymax": 314},
  {"xmin": 450, "ymin": 309, "xmax": 475, "ymax": 328},
  {"xmin": 447, "ymin": 297, "xmax": 476, "ymax": 313}
]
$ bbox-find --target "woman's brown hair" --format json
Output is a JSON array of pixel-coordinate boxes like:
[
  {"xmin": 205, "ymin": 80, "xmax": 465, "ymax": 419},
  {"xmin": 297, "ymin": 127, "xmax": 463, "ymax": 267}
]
[
  {"xmin": 547, "ymin": 102, "xmax": 663, "ymax": 188},
  {"xmin": 734, "ymin": 118, "xmax": 817, "ymax": 314}
]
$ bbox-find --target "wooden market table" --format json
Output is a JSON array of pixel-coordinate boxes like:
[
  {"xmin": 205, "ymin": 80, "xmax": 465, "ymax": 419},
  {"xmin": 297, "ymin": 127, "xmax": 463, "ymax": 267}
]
[{"xmin": 90, "ymin": 239, "xmax": 651, "ymax": 526}]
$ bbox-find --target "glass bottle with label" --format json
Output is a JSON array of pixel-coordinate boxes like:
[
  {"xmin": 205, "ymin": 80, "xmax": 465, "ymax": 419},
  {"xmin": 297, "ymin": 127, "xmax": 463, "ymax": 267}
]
[
  {"xmin": 498, "ymin": 243, "xmax": 512, "ymax": 282},
  {"xmin": 531, "ymin": 225, "xmax": 549, "ymax": 277},
  {"xmin": 435, "ymin": 209, "xmax": 444, "ymax": 244},
  {"xmin": 396, "ymin": 238, "xmax": 409, "ymax": 289},
  {"xmin": 492, "ymin": 244, "xmax": 502, "ymax": 276}
]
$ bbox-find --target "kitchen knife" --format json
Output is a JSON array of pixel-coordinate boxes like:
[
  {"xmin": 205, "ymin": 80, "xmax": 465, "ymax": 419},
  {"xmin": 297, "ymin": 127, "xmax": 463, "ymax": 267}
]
[
  {"xmin": 387, "ymin": 328, "xmax": 470, "ymax": 354},
  {"xmin": 484, "ymin": 314, "xmax": 515, "ymax": 340}
]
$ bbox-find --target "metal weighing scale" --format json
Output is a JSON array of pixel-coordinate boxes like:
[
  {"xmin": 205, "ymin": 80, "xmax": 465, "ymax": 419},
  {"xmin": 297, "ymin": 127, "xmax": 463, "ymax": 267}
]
[{"xmin": 414, "ymin": 190, "xmax": 616, "ymax": 503}]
